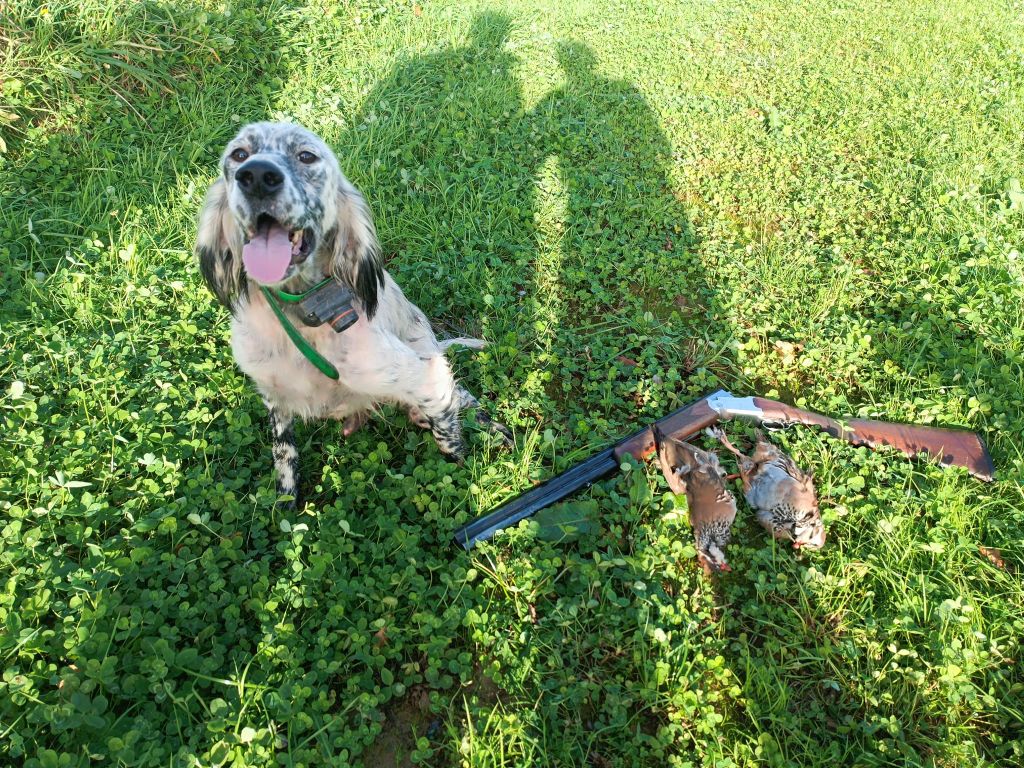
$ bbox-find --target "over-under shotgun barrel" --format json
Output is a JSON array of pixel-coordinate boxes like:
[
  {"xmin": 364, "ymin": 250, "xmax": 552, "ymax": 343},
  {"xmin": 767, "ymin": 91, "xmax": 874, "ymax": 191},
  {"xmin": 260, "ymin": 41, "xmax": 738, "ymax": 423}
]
[{"xmin": 453, "ymin": 390, "xmax": 726, "ymax": 549}]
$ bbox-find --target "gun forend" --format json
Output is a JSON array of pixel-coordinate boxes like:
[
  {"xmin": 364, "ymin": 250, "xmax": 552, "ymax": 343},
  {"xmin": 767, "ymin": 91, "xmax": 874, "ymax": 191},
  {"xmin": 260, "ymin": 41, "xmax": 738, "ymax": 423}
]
[{"xmin": 610, "ymin": 389, "xmax": 725, "ymax": 463}]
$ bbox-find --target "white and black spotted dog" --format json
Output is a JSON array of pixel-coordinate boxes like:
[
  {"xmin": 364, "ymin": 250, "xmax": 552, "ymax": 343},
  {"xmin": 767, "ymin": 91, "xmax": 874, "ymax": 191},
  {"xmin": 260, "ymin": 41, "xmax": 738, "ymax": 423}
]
[{"xmin": 195, "ymin": 121, "xmax": 510, "ymax": 504}]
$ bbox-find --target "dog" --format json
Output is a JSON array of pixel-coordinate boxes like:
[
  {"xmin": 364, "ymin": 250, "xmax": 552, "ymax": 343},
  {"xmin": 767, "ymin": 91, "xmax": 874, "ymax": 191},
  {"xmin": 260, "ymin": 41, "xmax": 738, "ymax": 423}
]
[{"xmin": 194, "ymin": 121, "xmax": 509, "ymax": 504}]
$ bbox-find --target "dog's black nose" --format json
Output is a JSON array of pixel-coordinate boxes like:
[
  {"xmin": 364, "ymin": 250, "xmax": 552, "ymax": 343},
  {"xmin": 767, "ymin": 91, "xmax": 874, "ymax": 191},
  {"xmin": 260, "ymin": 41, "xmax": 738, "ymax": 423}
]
[{"xmin": 236, "ymin": 159, "xmax": 284, "ymax": 198}]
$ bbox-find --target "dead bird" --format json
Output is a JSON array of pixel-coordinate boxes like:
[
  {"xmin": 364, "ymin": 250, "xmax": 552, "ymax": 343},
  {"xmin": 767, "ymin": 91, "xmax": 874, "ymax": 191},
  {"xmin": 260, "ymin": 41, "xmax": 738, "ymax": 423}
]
[
  {"xmin": 706, "ymin": 426, "xmax": 825, "ymax": 550},
  {"xmin": 654, "ymin": 426, "xmax": 738, "ymax": 574}
]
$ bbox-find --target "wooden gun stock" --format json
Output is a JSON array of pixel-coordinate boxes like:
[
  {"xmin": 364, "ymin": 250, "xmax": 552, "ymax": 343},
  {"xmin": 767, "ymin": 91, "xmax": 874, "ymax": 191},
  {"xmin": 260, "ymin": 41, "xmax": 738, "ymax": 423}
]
[{"xmin": 750, "ymin": 397, "xmax": 995, "ymax": 482}]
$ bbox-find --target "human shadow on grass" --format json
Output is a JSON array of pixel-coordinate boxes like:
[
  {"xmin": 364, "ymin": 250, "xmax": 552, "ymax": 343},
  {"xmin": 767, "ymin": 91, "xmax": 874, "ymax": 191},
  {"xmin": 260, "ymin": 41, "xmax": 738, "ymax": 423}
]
[
  {"xmin": 0, "ymin": 7, "xmax": 706, "ymax": 767},
  {"xmin": 0, "ymin": 6, "xmax": 924, "ymax": 766},
  {"xmin": 313, "ymin": 14, "xmax": 750, "ymax": 767},
  {"xmin": 325, "ymin": 17, "xmax": 1022, "ymax": 768}
]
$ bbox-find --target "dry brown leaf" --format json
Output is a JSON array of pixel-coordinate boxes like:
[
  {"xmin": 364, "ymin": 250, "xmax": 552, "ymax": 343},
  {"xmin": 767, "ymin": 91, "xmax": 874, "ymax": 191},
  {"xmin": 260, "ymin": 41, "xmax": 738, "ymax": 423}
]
[
  {"xmin": 58, "ymin": 664, "xmax": 79, "ymax": 689},
  {"xmin": 979, "ymin": 546, "xmax": 1007, "ymax": 570}
]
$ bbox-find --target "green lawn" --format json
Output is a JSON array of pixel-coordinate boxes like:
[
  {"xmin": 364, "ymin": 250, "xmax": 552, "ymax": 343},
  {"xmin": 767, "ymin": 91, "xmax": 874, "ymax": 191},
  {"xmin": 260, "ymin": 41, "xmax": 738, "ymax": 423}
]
[{"xmin": 2, "ymin": 1, "xmax": 1023, "ymax": 765}]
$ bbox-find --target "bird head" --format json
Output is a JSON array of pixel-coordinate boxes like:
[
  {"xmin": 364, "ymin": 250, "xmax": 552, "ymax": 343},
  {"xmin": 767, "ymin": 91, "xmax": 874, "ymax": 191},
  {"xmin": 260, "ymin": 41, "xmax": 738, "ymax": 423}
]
[
  {"xmin": 790, "ymin": 514, "xmax": 826, "ymax": 550},
  {"xmin": 699, "ymin": 542, "xmax": 731, "ymax": 573}
]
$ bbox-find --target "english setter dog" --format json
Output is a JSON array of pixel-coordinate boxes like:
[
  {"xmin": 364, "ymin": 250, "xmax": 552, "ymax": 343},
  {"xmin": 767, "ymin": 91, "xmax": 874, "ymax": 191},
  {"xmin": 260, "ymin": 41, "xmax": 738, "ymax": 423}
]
[{"xmin": 195, "ymin": 121, "xmax": 509, "ymax": 504}]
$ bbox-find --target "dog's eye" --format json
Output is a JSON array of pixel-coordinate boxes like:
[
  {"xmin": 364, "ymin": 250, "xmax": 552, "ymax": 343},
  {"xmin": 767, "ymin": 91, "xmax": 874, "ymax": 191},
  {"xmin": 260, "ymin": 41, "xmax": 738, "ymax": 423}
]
[
  {"xmin": 230, "ymin": 148, "xmax": 250, "ymax": 163},
  {"xmin": 298, "ymin": 151, "xmax": 318, "ymax": 164}
]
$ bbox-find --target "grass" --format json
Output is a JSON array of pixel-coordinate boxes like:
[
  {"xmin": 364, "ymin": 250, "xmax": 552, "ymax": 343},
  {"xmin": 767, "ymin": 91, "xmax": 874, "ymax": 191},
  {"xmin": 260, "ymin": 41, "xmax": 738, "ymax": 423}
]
[{"xmin": 1, "ymin": 0, "xmax": 1023, "ymax": 765}]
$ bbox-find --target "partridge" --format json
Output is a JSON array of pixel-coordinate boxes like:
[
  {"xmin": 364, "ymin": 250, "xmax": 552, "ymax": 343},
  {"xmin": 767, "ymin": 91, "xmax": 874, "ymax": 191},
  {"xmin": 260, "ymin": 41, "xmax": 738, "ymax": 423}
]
[
  {"xmin": 654, "ymin": 426, "xmax": 738, "ymax": 574},
  {"xmin": 706, "ymin": 427, "xmax": 825, "ymax": 550}
]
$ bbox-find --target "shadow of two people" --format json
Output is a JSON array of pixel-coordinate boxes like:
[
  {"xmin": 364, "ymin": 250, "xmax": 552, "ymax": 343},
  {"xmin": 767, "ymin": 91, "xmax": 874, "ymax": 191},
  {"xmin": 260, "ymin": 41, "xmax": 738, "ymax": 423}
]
[{"xmin": 340, "ymin": 12, "xmax": 698, "ymax": 433}]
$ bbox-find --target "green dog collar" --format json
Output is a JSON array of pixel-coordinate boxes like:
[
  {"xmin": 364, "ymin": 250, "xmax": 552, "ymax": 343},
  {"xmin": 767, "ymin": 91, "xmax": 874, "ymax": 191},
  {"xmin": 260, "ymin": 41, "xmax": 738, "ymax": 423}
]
[
  {"xmin": 272, "ymin": 277, "xmax": 333, "ymax": 304},
  {"xmin": 260, "ymin": 284, "xmax": 340, "ymax": 380}
]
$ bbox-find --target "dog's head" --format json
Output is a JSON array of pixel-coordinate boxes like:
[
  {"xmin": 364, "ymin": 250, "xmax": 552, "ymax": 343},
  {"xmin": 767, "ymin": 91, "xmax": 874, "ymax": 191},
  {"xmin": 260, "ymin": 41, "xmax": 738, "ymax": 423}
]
[{"xmin": 195, "ymin": 122, "xmax": 384, "ymax": 316}]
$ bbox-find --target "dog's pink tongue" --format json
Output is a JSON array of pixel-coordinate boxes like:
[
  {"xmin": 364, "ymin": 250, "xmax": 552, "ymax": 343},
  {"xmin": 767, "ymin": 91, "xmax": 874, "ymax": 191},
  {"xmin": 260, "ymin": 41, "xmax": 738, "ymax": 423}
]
[{"xmin": 242, "ymin": 223, "xmax": 292, "ymax": 283}]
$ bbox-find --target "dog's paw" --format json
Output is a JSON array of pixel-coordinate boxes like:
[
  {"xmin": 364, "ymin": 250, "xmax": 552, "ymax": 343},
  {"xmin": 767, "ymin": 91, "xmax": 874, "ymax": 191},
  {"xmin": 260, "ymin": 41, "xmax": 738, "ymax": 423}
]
[
  {"xmin": 342, "ymin": 411, "xmax": 370, "ymax": 436},
  {"xmin": 407, "ymin": 406, "xmax": 432, "ymax": 430},
  {"xmin": 275, "ymin": 492, "xmax": 299, "ymax": 510},
  {"xmin": 474, "ymin": 410, "xmax": 514, "ymax": 448}
]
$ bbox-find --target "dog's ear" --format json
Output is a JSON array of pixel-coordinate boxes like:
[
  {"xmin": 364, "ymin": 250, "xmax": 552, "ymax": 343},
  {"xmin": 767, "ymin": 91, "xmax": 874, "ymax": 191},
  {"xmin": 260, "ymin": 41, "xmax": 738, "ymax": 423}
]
[
  {"xmin": 330, "ymin": 178, "xmax": 385, "ymax": 319},
  {"xmin": 195, "ymin": 178, "xmax": 245, "ymax": 309}
]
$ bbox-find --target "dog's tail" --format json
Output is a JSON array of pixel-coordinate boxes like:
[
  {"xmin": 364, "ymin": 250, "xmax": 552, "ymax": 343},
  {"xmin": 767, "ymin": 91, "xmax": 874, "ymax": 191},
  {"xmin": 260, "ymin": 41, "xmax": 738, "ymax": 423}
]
[{"xmin": 439, "ymin": 337, "xmax": 488, "ymax": 351}]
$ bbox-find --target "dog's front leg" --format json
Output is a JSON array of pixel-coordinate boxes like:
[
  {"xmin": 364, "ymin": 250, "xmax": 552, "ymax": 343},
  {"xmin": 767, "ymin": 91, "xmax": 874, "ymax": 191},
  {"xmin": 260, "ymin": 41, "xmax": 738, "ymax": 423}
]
[
  {"xmin": 422, "ymin": 384, "xmax": 469, "ymax": 462},
  {"xmin": 456, "ymin": 386, "xmax": 514, "ymax": 445},
  {"xmin": 341, "ymin": 335, "xmax": 469, "ymax": 461},
  {"xmin": 265, "ymin": 400, "xmax": 300, "ymax": 506}
]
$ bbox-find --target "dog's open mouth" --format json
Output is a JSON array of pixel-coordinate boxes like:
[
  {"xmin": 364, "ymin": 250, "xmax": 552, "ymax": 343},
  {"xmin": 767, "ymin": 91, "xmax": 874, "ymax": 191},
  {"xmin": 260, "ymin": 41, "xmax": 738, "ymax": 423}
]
[{"xmin": 242, "ymin": 213, "xmax": 315, "ymax": 284}]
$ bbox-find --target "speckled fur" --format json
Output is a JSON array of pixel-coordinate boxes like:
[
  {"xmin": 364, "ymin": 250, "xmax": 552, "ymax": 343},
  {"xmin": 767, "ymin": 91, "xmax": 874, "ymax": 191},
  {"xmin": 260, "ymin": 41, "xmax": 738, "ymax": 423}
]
[{"xmin": 195, "ymin": 122, "xmax": 509, "ymax": 502}]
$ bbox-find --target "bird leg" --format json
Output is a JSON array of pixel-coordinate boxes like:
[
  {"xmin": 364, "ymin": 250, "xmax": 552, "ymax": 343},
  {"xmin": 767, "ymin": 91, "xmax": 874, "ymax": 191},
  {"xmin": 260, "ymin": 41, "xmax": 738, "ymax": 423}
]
[
  {"xmin": 705, "ymin": 426, "xmax": 749, "ymax": 462},
  {"xmin": 697, "ymin": 553, "xmax": 715, "ymax": 577}
]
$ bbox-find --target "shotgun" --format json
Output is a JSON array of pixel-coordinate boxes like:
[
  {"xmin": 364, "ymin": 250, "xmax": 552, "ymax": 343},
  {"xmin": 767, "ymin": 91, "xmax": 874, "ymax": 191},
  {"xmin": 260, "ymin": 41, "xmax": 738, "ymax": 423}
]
[{"xmin": 453, "ymin": 389, "xmax": 994, "ymax": 550}]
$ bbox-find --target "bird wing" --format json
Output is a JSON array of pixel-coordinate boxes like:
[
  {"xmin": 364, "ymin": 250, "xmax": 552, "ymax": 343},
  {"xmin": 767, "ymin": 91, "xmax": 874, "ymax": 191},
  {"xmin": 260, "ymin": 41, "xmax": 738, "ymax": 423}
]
[
  {"xmin": 750, "ymin": 433, "xmax": 785, "ymax": 465},
  {"xmin": 656, "ymin": 434, "xmax": 693, "ymax": 495},
  {"xmin": 686, "ymin": 473, "xmax": 738, "ymax": 529},
  {"xmin": 654, "ymin": 430, "xmax": 736, "ymax": 528},
  {"xmin": 777, "ymin": 456, "xmax": 819, "ymax": 510},
  {"xmin": 776, "ymin": 452, "xmax": 810, "ymax": 481}
]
